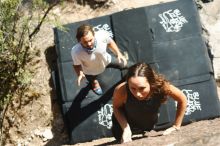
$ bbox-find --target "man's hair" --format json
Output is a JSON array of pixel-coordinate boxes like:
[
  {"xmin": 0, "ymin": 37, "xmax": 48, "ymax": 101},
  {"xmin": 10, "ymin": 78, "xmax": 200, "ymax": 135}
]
[{"xmin": 76, "ymin": 24, "xmax": 95, "ymax": 42}]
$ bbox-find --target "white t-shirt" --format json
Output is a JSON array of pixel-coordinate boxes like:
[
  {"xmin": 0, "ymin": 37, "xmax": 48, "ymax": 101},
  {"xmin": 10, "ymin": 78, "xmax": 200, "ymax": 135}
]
[{"xmin": 71, "ymin": 30, "xmax": 112, "ymax": 75}]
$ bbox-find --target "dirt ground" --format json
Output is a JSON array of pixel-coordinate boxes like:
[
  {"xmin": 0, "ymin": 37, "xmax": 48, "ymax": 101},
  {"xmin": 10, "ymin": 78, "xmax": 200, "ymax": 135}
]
[{"xmin": 2, "ymin": 0, "xmax": 220, "ymax": 146}]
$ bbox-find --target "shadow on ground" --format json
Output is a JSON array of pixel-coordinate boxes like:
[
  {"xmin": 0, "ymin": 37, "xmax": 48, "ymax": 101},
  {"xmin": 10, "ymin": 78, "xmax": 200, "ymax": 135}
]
[{"xmin": 44, "ymin": 45, "xmax": 70, "ymax": 145}]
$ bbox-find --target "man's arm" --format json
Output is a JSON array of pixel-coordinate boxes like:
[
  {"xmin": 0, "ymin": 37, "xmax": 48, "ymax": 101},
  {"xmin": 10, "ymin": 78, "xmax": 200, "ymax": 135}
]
[
  {"xmin": 108, "ymin": 40, "xmax": 127, "ymax": 66},
  {"xmin": 108, "ymin": 40, "xmax": 122, "ymax": 56},
  {"xmin": 73, "ymin": 65, "xmax": 85, "ymax": 86},
  {"xmin": 73, "ymin": 65, "xmax": 83, "ymax": 76}
]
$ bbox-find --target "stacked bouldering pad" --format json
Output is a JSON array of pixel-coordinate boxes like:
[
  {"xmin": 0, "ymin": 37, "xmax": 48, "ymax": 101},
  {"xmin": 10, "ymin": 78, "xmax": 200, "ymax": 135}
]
[{"xmin": 53, "ymin": 0, "xmax": 220, "ymax": 144}]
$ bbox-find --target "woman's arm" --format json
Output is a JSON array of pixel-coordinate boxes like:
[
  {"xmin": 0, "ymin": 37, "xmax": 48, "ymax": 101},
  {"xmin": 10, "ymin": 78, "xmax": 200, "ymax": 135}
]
[
  {"xmin": 167, "ymin": 84, "xmax": 187, "ymax": 128},
  {"xmin": 162, "ymin": 83, "xmax": 187, "ymax": 135},
  {"xmin": 113, "ymin": 82, "xmax": 132, "ymax": 143},
  {"xmin": 163, "ymin": 83, "xmax": 187, "ymax": 135},
  {"xmin": 113, "ymin": 82, "xmax": 128, "ymax": 129}
]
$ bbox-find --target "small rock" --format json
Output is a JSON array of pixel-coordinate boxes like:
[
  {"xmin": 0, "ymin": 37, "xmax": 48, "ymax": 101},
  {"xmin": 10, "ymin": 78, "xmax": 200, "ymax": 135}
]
[
  {"xmin": 42, "ymin": 129, "xmax": 53, "ymax": 140},
  {"xmin": 34, "ymin": 129, "xmax": 41, "ymax": 136}
]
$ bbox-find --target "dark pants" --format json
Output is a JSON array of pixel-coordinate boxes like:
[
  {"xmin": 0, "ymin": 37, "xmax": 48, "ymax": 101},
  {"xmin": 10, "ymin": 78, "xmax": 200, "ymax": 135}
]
[{"xmin": 85, "ymin": 56, "xmax": 128, "ymax": 83}]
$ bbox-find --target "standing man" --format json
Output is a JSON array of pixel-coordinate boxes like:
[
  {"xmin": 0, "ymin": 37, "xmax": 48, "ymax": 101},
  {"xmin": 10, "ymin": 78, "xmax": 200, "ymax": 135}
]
[{"xmin": 71, "ymin": 24, "xmax": 127, "ymax": 95}]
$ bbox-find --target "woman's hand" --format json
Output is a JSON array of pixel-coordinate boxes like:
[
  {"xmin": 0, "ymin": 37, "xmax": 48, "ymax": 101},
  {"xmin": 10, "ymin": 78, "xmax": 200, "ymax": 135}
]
[
  {"xmin": 163, "ymin": 125, "xmax": 180, "ymax": 135},
  {"xmin": 121, "ymin": 126, "xmax": 132, "ymax": 143}
]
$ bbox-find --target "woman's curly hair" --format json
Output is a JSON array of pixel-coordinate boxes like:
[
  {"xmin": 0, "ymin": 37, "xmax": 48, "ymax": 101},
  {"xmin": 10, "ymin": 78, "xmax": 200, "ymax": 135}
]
[{"xmin": 126, "ymin": 62, "xmax": 171, "ymax": 102}]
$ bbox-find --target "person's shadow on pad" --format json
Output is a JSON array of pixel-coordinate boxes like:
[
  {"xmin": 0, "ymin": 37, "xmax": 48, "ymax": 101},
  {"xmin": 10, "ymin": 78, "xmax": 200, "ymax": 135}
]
[{"xmin": 65, "ymin": 79, "xmax": 123, "ymax": 144}]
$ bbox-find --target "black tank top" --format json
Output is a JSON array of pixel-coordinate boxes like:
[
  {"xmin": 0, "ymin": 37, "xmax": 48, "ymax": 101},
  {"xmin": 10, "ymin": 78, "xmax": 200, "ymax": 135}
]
[{"xmin": 124, "ymin": 83, "xmax": 164, "ymax": 131}]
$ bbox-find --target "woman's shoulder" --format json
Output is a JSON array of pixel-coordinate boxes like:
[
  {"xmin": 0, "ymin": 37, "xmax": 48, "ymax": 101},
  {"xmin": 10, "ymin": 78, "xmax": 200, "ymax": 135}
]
[
  {"xmin": 162, "ymin": 82, "xmax": 178, "ymax": 96},
  {"xmin": 113, "ymin": 82, "xmax": 128, "ymax": 105},
  {"xmin": 114, "ymin": 82, "xmax": 128, "ymax": 96},
  {"xmin": 115, "ymin": 82, "xmax": 127, "ymax": 92}
]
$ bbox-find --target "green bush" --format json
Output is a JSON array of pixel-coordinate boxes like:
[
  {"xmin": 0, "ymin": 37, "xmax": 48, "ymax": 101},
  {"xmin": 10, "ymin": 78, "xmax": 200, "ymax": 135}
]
[{"xmin": 0, "ymin": 0, "xmax": 59, "ymax": 109}]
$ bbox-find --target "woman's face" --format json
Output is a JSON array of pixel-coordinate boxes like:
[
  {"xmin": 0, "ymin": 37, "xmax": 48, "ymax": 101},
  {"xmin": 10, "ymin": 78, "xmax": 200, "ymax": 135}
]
[{"xmin": 128, "ymin": 76, "xmax": 150, "ymax": 100}]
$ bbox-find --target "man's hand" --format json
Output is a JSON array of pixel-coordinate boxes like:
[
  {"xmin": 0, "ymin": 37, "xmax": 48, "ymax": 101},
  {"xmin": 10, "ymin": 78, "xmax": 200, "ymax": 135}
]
[
  {"xmin": 73, "ymin": 65, "xmax": 85, "ymax": 86},
  {"xmin": 117, "ymin": 53, "xmax": 127, "ymax": 67},
  {"xmin": 163, "ymin": 125, "xmax": 180, "ymax": 135},
  {"xmin": 121, "ymin": 125, "xmax": 132, "ymax": 143},
  {"xmin": 77, "ymin": 71, "xmax": 85, "ymax": 86},
  {"xmin": 108, "ymin": 40, "xmax": 128, "ymax": 66}
]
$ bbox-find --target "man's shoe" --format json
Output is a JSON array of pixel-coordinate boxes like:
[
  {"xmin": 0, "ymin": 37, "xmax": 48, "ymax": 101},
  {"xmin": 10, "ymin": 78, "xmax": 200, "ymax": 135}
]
[
  {"xmin": 92, "ymin": 80, "xmax": 103, "ymax": 95},
  {"xmin": 93, "ymin": 87, "xmax": 103, "ymax": 95}
]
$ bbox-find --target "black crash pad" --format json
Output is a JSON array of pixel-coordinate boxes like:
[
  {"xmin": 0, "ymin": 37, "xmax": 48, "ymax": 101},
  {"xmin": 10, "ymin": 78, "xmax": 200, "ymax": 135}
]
[
  {"xmin": 111, "ymin": 7, "xmax": 153, "ymax": 65},
  {"xmin": 152, "ymin": 36, "xmax": 213, "ymax": 81},
  {"xmin": 53, "ymin": 0, "xmax": 220, "ymax": 144},
  {"xmin": 146, "ymin": 0, "xmax": 202, "ymax": 43},
  {"xmin": 169, "ymin": 74, "xmax": 220, "ymax": 124}
]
